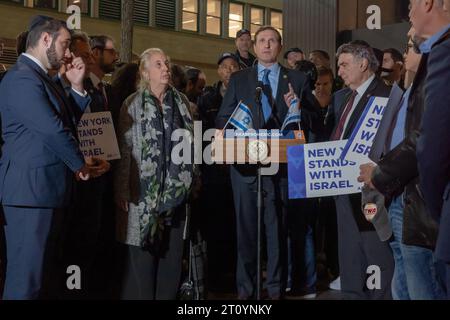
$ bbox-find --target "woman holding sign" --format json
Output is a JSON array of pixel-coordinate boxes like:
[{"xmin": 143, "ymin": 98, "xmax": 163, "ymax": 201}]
[{"xmin": 115, "ymin": 48, "xmax": 196, "ymax": 300}]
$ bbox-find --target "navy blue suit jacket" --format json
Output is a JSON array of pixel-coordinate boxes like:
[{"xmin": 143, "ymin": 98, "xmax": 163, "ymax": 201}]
[
  {"xmin": 417, "ymin": 31, "xmax": 450, "ymax": 262},
  {"xmin": 216, "ymin": 64, "xmax": 319, "ymax": 133},
  {"xmin": 0, "ymin": 55, "xmax": 90, "ymax": 208}
]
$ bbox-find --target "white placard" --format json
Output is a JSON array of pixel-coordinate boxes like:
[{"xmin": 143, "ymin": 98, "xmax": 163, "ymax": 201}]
[{"xmin": 77, "ymin": 111, "xmax": 120, "ymax": 160}]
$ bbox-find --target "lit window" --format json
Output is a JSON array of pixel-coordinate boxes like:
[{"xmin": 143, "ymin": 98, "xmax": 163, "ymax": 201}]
[
  {"xmin": 34, "ymin": 0, "xmax": 57, "ymax": 9},
  {"xmin": 182, "ymin": 0, "xmax": 199, "ymax": 32},
  {"xmin": 2, "ymin": 0, "xmax": 23, "ymax": 4},
  {"xmin": 67, "ymin": 0, "xmax": 89, "ymax": 15},
  {"xmin": 228, "ymin": 2, "xmax": 243, "ymax": 38},
  {"xmin": 250, "ymin": 7, "xmax": 264, "ymax": 38},
  {"xmin": 206, "ymin": 0, "xmax": 221, "ymax": 36},
  {"xmin": 270, "ymin": 10, "xmax": 283, "ymax": 38}
]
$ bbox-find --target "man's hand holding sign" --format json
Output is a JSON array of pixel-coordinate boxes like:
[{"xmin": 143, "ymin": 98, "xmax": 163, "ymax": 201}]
[{"xmin": 288, "ymin": 96, "xmax": 389, "ymax": 199}]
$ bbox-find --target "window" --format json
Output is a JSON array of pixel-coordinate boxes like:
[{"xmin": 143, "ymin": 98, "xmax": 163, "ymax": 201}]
[
  {"xmin": 250, "ymin": 7, "xmax": 264, "ymax": 37},
  {"xmin": 182, "ymin": 0, "xmax": 199, "ymax": 32},
  {"xmin": 270, "ymin": 10, "xmax": 283, "ymax": 37},
  {"xmin": 155, "ymin": 0, "xmax": 176, "ymax": 29},
  {"xmin": 0, "ymin": 0, "xmax": 23, "ymax": 4},
  {"xmin": 34, "ymin": 0, "xmax": 57, "ymax": 9},
  {"xmin": 134, "ymin": 0, "xmax": 149, "ymax": 24},
  {"xmin": 228, "ymin": 2, "xmax": 243, "ymax": 38},
  {"xmin": 99, "ymin": 0, "xmax": 120, "ymax": 20},
  {"xmin": 206, "ymin": 0, "xmax": 221, "ymax": 36},
  {"xmin": 67, "ymin": 0, "xmax": 89, "ymax": 15}
]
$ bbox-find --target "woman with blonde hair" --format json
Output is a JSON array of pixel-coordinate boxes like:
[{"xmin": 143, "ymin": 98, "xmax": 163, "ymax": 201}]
[{"xmin": 115, "ymin": 48, "xmax": 195, "ymax": 300}]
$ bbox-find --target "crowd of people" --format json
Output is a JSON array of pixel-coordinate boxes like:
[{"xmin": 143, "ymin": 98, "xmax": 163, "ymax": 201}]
[{"xmin": 0, "ymin": 0, "xmax": 450, "ymax": 301}]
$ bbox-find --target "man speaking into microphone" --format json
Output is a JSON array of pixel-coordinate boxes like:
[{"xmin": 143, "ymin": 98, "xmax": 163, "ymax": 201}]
[{"xmin": 216, "ymin": 25, "xmax": 320, "ymax": 300}]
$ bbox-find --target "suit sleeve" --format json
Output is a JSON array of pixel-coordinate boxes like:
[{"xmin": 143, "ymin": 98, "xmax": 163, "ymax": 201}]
[
  {"xmin": 5, "ymin": 72, "xmax": 84, "ymax": 172},
  {"xmin": 69, "ymin": 88, "xmax": 91, "ymax": 113},
  {"xmin": 215, "ymin": 73, "xmax": 238, "ymax": 129},
  {"xmin": 417, "ymin": 41, "xmax": 450, "ymax": 220},
  {"xmin": 372, "ymin": 131, "xmax": 419, "ymax": 196}
]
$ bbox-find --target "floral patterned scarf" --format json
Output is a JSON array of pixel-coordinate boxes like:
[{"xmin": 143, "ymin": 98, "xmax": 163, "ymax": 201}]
[{"xmin": 138, "ymin": 87, "xmax": 194, "ymax": 253}]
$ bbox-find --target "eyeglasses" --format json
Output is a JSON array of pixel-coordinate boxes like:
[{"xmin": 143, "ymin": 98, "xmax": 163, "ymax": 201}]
[
  {"xmin": 92, "ymin": 46, "xmax": 117, "ymax": 55},
  {"xmin": 103, "ymin": 48, "xmax": 117, "ymax": 55}
]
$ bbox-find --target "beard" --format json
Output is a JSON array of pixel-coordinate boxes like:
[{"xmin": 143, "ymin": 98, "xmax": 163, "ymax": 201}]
[
  {"xmin": 100, "ymin": 56, "xmax": 116, "ymax": 74},
  {"xmin": 46, "ymin": 40, "xmax": 62, "ymax": 70}
]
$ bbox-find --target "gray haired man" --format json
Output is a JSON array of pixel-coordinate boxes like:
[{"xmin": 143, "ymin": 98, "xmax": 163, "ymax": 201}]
[{"xmin": 325, "ymin": 42, "xmax": 394, "ymax": 299}]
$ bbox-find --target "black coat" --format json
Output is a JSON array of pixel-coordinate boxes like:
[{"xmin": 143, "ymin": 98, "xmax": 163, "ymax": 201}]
[
  {"xmin": 372, "ymin": 49, "xmax": 440, "ymax": 250},
  {"xmin": 417, "ymin": 29, "xmax": 450, "ymax": 260},
  {"xmin": 198, "ymin": 81, "xmax": 224, "ymax": 131}
]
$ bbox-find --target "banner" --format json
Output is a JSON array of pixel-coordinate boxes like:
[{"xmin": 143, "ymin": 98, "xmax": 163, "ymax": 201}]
[
  {"xmin": 288, "ymin": 140, "xmax": 364, "ymax": 199},
  {"xmin": 77, "ymin": 111, "xmax": 121, "ymax": 161},
  {"xmin": 340, "ymin": 96, "xmax": 389, "ymax": 163}
]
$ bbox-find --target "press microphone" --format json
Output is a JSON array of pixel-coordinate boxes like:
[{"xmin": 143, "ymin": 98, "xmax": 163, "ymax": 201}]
[{"xmin": 255, "ymin": 81, "xmax": 263, "ymax": 105}]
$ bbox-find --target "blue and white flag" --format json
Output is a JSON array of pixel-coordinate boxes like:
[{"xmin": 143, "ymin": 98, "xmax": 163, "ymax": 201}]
[
  {"xmin": 229, "ymin": 101, "xmax": 254, "ymax": 132},
  {"xmin": 281, "ymin": 99, "xmax": 301, "ymax": 131}
]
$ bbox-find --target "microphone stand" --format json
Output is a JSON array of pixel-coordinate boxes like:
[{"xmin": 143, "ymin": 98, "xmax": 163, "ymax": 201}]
[{"xmin": 255, "ymin": 84, "xmax": 263, "ymax": 301}]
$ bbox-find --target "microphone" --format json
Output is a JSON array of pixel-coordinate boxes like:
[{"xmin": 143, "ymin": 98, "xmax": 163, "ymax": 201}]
[{"xmin": 255, "ymin": 82, "xmax": 263, "ymax": 105}]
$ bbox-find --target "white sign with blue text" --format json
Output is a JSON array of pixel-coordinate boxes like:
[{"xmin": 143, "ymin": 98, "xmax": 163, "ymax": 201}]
[
  {"xmin": 340, "ymin": 96, "xmax": 389, "ymax": 163},
  {"xmin": 77, "ymin": 111, "xmax": 121, "ymax": 161},
  {"xmin": 288, "ymin": 140, "xmax": 363, "ymax": 199}
]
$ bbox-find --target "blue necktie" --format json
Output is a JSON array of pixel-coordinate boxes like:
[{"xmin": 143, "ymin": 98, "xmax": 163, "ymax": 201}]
[{"xmin": 261, "ymin": 69, "xmax": 273, "ymax": 122}]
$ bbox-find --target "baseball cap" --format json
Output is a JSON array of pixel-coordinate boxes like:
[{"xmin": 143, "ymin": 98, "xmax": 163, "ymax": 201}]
[
  {"xmin": 217, "ymin": 52, "xmax": 239, "ymax": 65},
  {"xmin": 284, "ymin": 47, "xmax": 304, "ymax": 59},
  {"xmin": 361, "ymin": 186, "xmax": 393, "ymax": 242},
  {"xmin": 236, "ymin": 29, "xmax": 251, "ymax": 38}
]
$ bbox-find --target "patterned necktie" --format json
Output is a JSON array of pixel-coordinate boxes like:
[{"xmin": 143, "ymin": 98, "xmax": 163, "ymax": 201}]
[
  {"xmin": 332, "ymin": 90, "xmax": 357, "ymax": 141},
  {"xmin": 261, "ymin": 69, "xmax": 273, "ymax": 123}
]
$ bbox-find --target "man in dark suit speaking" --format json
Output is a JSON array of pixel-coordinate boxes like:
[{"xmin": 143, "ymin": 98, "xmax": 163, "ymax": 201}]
[
  {"xmin": 0, "ymin": 17, "xmax": 104, "ymax": 299},
  {"xmin": 216, "ymin": 26, "xmax": 319, "ymax": 299}
]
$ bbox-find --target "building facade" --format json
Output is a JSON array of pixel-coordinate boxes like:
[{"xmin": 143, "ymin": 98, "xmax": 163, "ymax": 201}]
[
  {"xmin": 0, "ymin": 0, "xmax": 283, "ymax": 83},
  {"xmin": 284, "ymin": 0, "xmax": 410, "ymax": 72}
]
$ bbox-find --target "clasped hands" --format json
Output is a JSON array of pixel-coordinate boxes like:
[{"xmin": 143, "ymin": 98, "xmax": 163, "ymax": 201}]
[{"xmin": 76, "ymin": 157, "xmax": 111, "ymax": 181}]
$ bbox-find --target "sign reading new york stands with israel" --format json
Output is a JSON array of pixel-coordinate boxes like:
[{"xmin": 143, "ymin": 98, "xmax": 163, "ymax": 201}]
[
  {"xmin": 287, "ymin": 96, "xmax": 389, "ymax": 199},
  {"xmin": 77, "ymin": 112, "xmax": 121, "ymax": 161},
  {"xmin": 288, "ymin": 140, "xmax": 362, "ymax": 199},
  {"xmin": 340, "ymin": 96, "xmax": 389, "ymax": 163}
]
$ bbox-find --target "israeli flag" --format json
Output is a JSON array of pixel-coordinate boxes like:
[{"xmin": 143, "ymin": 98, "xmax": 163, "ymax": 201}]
[
  {"xmin": 229, "ymin": 102, "xmax": 254, "ymax": 132},
  {"xmin": 281, "ymin": 98, "xmax": 301, "ymax": 131}
]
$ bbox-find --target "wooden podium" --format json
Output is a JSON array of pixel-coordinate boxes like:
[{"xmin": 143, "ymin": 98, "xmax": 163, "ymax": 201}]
[
  {"xmin": 212, "ymin": 130, "xmax": 306, "ymax": 164},
  {"xmin": 211, "ymin": 129, "xmax": 305, "ymax": 300}
]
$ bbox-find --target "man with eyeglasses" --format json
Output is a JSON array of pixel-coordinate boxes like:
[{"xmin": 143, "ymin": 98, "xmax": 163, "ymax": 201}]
[
  {"xmin": 62, "ymin": 34, "xmax": 118, "ymax": 299},
  {"xmin": 358, "ymin": 27, "xmax": 446, "ymax": 300}
]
